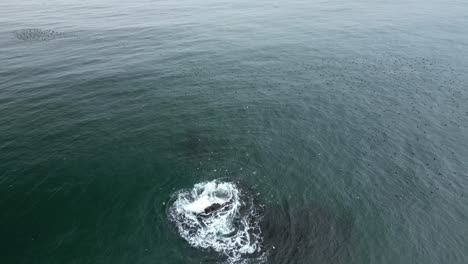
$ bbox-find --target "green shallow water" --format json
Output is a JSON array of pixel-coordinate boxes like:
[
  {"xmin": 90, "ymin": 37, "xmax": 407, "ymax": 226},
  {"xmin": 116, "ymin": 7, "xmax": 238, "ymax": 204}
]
[{"xmin": 1, "ymin": 0, "xmax": 468, "ymax": 263}]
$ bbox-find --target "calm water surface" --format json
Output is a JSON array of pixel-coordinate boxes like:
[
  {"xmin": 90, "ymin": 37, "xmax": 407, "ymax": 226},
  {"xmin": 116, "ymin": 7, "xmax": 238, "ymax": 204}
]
[{"xmin": 1, "ymin": 0, "xmax": 468, "ymax": 263}]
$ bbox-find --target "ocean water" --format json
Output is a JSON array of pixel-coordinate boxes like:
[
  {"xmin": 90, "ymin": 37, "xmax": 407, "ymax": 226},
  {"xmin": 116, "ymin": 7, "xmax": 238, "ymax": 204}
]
[{"xmin": 1, "ymin": 0, "xmax": 468, "ymax": 263}]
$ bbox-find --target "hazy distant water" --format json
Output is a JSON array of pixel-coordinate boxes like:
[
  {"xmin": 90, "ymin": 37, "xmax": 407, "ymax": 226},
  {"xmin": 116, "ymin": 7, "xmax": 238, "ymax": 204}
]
[{"xmin": 1, "ymin": 0, "xmax": 468, "ymax": 263}]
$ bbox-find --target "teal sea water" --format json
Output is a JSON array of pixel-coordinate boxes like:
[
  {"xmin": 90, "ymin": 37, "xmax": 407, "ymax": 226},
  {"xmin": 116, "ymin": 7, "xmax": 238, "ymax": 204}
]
[{"xmin": 1, "ymin": 0, "xmax": 468, "ymax": 263}]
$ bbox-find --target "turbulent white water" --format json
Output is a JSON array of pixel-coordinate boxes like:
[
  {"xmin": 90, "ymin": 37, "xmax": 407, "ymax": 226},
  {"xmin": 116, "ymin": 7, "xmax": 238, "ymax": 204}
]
[{"xmin": 168, "ymin": 180, "xmax": 264, "ymax": 262}]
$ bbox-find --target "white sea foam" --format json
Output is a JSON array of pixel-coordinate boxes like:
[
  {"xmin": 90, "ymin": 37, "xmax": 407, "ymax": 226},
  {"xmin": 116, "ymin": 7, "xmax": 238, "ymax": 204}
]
[{"xmin": 168, "ymin": 180, "xmax": 263, "ymax": 263}]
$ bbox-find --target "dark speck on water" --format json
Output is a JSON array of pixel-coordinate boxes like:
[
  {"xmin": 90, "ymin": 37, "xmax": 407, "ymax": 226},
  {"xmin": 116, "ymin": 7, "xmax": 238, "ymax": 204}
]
[{"xmin": 1, "ymin": 0, "xmax": 468, "ymax": 263}]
